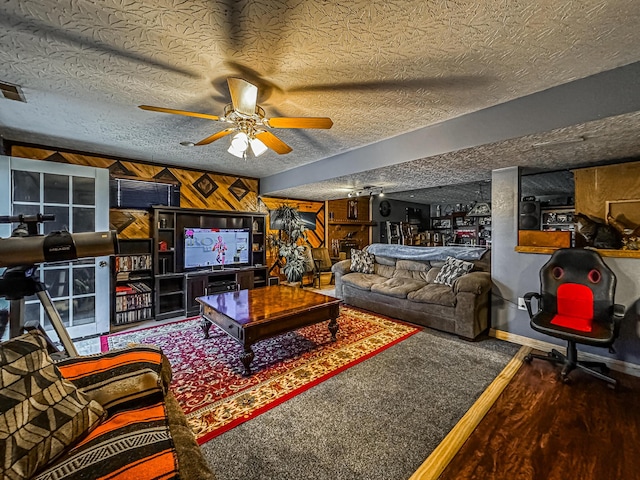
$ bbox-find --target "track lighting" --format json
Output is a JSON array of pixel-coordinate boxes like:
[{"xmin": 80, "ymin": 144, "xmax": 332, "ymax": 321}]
[{"xmin": 346, "ymin": 186, "xmax": 384, "ymax": 198}]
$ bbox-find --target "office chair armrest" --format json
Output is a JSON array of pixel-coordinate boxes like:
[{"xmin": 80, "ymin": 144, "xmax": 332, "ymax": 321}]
[
  {"xmin": 613, "ymin": 303, "xmax": 625, "ymax": 319},
  {"xmin": 523, "ymin": 292, "xmax": 540, "ymax": 319}
]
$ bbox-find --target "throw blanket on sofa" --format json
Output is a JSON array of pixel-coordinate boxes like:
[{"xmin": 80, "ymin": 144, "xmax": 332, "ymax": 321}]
[{"xmin": 366, "ymin": 243, "xmax": 488, "ymax": 261}]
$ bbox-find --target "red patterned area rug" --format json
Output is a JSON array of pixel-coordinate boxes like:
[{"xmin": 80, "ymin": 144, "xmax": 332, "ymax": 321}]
[{"xmin": 100, "ymin": 306, "xmax": 419, "ymax": 444}]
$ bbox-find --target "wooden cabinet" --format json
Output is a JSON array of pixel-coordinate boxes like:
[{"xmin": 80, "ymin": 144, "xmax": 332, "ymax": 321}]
[
  {"xmin": 236, "ymin": 270, "xmax": 254, "ymax": 290},
  {"xmin": 327, "ymin": 197, "xmax": 372, "ymax": 257},
  {"xmin": 156, "ymin": 274, "xmax": 185, "ymax": 320},
  {"xmin": 151, "ymin": 207, "xmax": 269, "ymax": 320}
]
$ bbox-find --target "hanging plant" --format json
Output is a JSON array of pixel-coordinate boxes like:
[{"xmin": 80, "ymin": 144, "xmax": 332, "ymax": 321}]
[{"xmin": 268, "ymin": 205, "xmax": 310, "ymax": 283}]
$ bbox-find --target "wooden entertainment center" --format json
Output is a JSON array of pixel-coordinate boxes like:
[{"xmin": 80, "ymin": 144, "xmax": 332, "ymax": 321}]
[
  {"xmin": 112, "ymin": 207, "xmax": 269, "ymax": 325},
  {"xmin": 153, "ymin": 206, "xmax": 268, "ymax": 320}
]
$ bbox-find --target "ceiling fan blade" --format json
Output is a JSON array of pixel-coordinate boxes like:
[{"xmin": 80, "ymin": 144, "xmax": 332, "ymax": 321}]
[
  {"xmin": 139, "ymin": 105, "xmax": 220, "ymax": 121},
  {"xmin": 227, "ymin": 78, "xmax": 258, "ymax": 115},
  {"xmin": 194, "ymin": 128, "xmax": 236, "ymax": 146},
  {"xmin": 267, "ymin": 117, "xmax": 333, "ymax": 129},
  {"xmin": 255, "ymin": 131, "xmax": 292, "ymax": 154}
]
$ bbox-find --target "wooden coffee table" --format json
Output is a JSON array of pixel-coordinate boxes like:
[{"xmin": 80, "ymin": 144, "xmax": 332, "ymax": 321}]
[{"xmin": 197, "ymin": 285, "xmax": 341, "ymax": 375}]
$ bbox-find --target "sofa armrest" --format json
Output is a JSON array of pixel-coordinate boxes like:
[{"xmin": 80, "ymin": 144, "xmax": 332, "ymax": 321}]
[
  {"xmin": 453, "ymin": 271, "xmax": 491, "ymax": 295},
  {"xmin": 331, "ymin": 259, "xmax": 352, "ymax": 275},
  {"xmin": 56, "ymin": 345, "xmax": 172, "ymax": 411},
  {"xmin": 165, "ymin": 392, "xmax": 217, "ymax": 479},
  {"xmin": 332, "ymin": 260, "xmax": 352, "ymax": 299}
]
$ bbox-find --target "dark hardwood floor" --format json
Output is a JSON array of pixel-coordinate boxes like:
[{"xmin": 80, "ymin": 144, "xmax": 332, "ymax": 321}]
[{"xmin": 438, "ymin": 354, "xmax": 640, "ymax": 479}]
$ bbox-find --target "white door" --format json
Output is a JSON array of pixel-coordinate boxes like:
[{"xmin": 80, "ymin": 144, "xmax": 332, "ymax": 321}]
[{"xmin": 0, "ymin": 155, "xmax": 110, "ymax": 339}]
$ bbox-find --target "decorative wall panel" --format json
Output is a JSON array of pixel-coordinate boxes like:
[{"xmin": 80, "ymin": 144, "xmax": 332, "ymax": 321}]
[
  {"xmin": 260, "ymin": 197, "xmax": 325, "ymax": 274},
  {"xmin": 10, "ymin": 144, "xmax": 260, "ymax": 238},
  {"xmin": 574, "ymin": 161, "xmax": 640, "ymax": 221}
]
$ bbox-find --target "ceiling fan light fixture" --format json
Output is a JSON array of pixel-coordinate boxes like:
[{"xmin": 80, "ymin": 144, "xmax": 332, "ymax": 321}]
[
  {"xmin": 249, "ymin": 137, "xmax": 268, "ymax": 157},
  {"xmin": 228, "ymin": 132, "xmax": 249, "ymax": 158}
]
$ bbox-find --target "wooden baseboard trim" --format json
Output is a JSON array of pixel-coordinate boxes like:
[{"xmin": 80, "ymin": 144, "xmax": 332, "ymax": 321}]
[
  {"xmin": 408, "ymin": 345, "xmax": 531, "ymax": 480},
  {"xmin": 489, "ymin": 328, "xmax": 640, "ymax": 378}
]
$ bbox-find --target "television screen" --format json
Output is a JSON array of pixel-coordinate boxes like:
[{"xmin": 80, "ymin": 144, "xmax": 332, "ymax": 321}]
[
  {"xmin": 184, "ymin": 227, "xmax": 250, "ymax": 269},
  {"xmin": 269, "ymin": 211, "xmax": 317, "ymax": 230}
]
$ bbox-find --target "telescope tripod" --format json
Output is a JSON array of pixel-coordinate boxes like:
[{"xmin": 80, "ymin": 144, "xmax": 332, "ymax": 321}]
[{"xmin": 0, "ymin": 266, "xmax": 78, "ymax": 357}]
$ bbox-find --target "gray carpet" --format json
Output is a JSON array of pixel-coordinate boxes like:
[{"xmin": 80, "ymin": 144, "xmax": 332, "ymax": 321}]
[{"xmin": 200, "ymin": 327, "xmax": 519, "ymax": 480}]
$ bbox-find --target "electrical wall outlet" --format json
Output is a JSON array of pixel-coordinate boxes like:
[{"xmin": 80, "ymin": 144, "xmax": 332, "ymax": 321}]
[{"xmin": 517, "ymin": 297, "xmax": 527, "ymax": 310}]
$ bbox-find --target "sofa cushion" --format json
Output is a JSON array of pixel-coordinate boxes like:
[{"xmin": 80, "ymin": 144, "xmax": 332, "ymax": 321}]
[
  {"xmin": 371, "ymin": 277, "xmax": 427, "ymax": 299},
  {"xmin": 425, "ymin": 268, "xmax": 441, "ymax": 284},
  {"xmin": 56, "ymin": 345, "xmax": 171, "ymax": 412},
  {"xmin": 434, "ymin": 256, "xmax": 475, "ymax": 286},
  {"xmin": 374, "ymin": 255, "xmax": 397, "ymax": 267},
  {"xmin": 374, "ymin": 263, "xmax": 396, "ymax": 278},
  {"xmin": 393, "ymin": 259, "xmax": 431, "ymax": 281},
  {"xmin": 0, "ymin": 332, "xmax": 105, "ymax": 480},
  {"xmin": 350, "ymin": 248, "xmax": 375, "ymax": 274},
  {"xmin": 342, "ymin": 272, "xmax": 388, "ymax": 291},
  {"xmin": 408, "ymin": 283, "xmax": 457, "ymax": 307}
]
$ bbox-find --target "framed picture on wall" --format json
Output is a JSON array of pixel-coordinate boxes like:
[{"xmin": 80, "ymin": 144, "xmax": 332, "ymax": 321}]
[{"xmin": 347, "ymin": 199, "xmax": 358, "ymax": 220}]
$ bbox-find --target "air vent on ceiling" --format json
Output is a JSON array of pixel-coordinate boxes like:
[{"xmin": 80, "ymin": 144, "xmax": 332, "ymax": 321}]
[{"xmin": 0, "ymin": 82, "xmax": 26, "ymax": 102}]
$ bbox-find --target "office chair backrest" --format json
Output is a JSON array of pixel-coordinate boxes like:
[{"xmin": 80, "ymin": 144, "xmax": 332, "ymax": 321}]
[{"xmin": 540, "ymin": 248, "xmax": 616, "ymax": 328}]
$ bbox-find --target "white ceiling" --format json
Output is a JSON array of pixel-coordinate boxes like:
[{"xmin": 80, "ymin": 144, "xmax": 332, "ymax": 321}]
[{"xmin": 1, "ymin": 0, "xmax": 640, "ymax": 202}]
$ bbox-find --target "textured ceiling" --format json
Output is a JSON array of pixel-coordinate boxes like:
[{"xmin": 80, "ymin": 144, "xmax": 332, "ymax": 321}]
[{"xmin": 1, "ymin": 0, "xmax": 640, "ymax": 202}]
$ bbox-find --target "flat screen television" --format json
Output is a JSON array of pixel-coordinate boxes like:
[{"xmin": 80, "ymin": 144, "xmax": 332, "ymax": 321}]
[{"xmin": 184, "ymin": 227, "xmax": 250, "ymax": 269}]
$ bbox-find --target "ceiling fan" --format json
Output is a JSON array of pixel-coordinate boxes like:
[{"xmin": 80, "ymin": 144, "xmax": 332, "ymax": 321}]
[{"xmin": 139, "ymin": 77, "xmax": 333, "ymax": 158}]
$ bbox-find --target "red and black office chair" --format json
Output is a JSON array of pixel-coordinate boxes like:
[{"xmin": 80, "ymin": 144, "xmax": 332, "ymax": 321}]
[{"xmin": 523, "ymin": 248, "xmax": 625, "ymax": 387}]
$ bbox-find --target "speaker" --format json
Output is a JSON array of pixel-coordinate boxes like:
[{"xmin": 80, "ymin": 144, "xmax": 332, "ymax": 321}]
[{"xmin": 519, "ymin": 201, "xmax": 541, "ymax": 230}]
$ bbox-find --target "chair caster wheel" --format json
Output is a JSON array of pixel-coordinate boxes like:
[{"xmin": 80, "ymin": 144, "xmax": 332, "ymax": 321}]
[
  {"xmin": 561, "ymin": 374, "xmax": 571, "ymax": 385},
  {"xmin": 524, "ymin": 354, "xmax": 532, "ymax": 363}
]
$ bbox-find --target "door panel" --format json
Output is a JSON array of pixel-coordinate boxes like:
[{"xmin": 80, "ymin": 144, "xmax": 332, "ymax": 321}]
[{"xmin": 0, "ymin": 155, "xmax": 110, "ymax": 340}]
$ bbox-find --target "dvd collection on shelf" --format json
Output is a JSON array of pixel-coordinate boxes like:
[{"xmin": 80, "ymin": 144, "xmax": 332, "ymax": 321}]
[
  {"xmin": 113, "ymin": 251, "xmax": 154, "ymax": 326},
  {"xmin": 114, "ymin": 307, "xmax": 153, "ymax": 325},
  {"xmin": 115, "ymin": 254, "xmax": 152, "ymax": 272}
]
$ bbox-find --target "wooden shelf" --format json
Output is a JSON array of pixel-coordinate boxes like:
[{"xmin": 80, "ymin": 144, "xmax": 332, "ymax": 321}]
[
  {"xmin": 112, "ymin": 239, "xmax": 154, "ymax": 327},
  {"xmin": 328, "ymin": 220, "xmax": 376, "ymax": 226},
  {"xmin": 515, "ymin": 246, "xmax": 640, "ymax": 258}
]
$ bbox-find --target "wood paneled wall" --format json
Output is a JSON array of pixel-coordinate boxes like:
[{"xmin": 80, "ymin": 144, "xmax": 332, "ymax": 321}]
[
  {"xmin": 260, "ymin": 197, "xmax": 326, "ymax": 272},
  {"xmin": 8, "ymin": 145, "xmax": 332, "ymax": 267},
  {"xmin": 10, "ymin": 145, "xmax": 261, "ymax": 239},
  {"xmin": 327, "ymin": 197, "xmax": 372, "ymax": 256},
  {"xmin": 575, "ymin": 161, "xmax": 640, "ymax": 222}
]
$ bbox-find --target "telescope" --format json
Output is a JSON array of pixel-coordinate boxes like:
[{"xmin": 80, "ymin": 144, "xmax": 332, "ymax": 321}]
[
  {"xmin": 0, "ymin": 230, "xmax": 118, "ymax": 268},
  {"xmin": 0, "ymin": 214, "xmax": 118, "ymax": 357}
]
